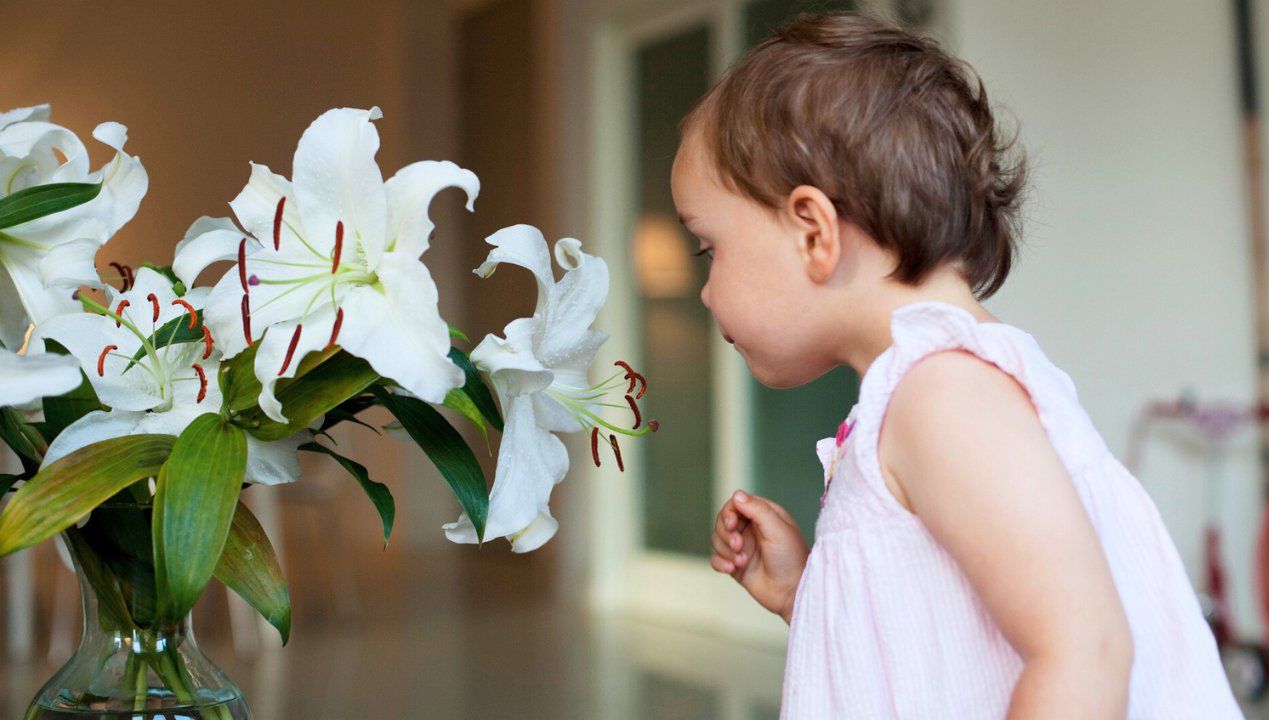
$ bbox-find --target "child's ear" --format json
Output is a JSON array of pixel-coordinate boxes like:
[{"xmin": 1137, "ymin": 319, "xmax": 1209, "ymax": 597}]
[{"xmin": 787, "ymin": 185, "xmax": 841, "ymax": 283}]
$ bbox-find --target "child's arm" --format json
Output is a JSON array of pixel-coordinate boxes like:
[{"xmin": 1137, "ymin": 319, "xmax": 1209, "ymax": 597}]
[{"xmin": 885, "ymin": 350, "xmax": 1133, "ymax": 720}]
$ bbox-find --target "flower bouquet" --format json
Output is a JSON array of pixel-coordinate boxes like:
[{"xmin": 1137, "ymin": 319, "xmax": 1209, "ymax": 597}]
[{"xmin": 0, "ymin": 105, "xmax": 655, "ymax": 719}]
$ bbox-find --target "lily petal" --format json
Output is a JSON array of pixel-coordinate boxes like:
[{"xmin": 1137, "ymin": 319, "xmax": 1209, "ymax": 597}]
[
  {"xmin": 443, "ymin": 398, "xmax": 567, "ymax": 547},
  {"xmin": 385, "ymin": 160, "xmax": 479, "ymax": 259},
  {"xmin": 0, "ymin": 348, "xmax": 82, "ymax": 407},
  {"xmin": 244, "ymin": 432, "xmax": 306, "ymax": 485},
  {"xmin": 336, "ymin": 251, "xmax": 462, "ymax": 403},
  {"xmin": 537, "ymin": 243, "xmax": 609, "ymax": 367},
  {"xmin": 292, "ymin": 107, "xmax": 388, "ymax": 268},
  {"xmin": 41, "ymin": 409, "xmax": 145, "ymax": 468},
  {"xmin": 172, "ymin": 216, "xmax": 259, "ymax": 288},
  {"xmin": 39, "ymin": 238, "xmax": 102, "ymax": 290},
  {"xmin": 228, "ymin": 163, "xmax": 306, "ymax": 253},
  {"xmin": 474, "ymin": 224, "xmax": 554, "ymax": 314},
  {"xmin": 0, "ymin": 244, "xmax": 80, "ymax": 348},
  {"xmin": 252, "ymin": 310, "xmax": 338, "ymax": 424},
  {"xmin": 470, "ymin": 317, "xmax": 554, "ymax": 399},
  {"xmin": 34, "ymin": 312, "xmax": 161, "ymax": 412},
  {"xmin": 0, "ymin": 105, "xmax": 51, "ymax": 130},
  {"xmin": 86, "ymin": 122, "xmax": 148, "ymax": 237}
]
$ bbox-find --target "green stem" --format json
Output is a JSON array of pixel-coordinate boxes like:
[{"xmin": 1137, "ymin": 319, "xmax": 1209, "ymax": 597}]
[{"xmin": 123, "ymin": 651, "xmax": 147, "ymax": 712}]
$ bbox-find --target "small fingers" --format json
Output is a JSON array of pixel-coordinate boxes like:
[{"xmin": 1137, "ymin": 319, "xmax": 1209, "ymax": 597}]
[
  {"xmin": 710, "ymin": 553, "xmax": 735, "ymax": 574},
  {"xmin": 712, "ymin": 530, "xmax": 736, "ymax": 561}
]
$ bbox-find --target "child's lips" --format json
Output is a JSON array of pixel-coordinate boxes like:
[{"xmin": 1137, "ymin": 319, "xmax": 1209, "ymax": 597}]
[{"xmin": 723, "ymin": 334, "xmax": 734, "ymax": 344}]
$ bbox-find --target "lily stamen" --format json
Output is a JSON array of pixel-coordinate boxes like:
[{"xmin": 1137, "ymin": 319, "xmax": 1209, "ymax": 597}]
[
  {"xmin": 625, "ymin": 394, "xmax": 642, "ymax": 429},
  {"xmin": 146, "ymin": 293, "xmax": 160, "ymax": 323},
  {"xmin": 278, "ymin": 324, "xmax": 303, "ymax": 375},
  {"xmin": 241, "ymin": 295, "xmax": 253, "ymax": 346},
  {"xmin": 108, "ymin": 262, "xmax": 134, "ymax": 291},
  {"xmin": 609, "ymin": 434, "xmax": 624, "ymax": 472},
  {"xmin": 332, "ymin": 221, "xmax": 344, "ymax": 273},
  {"xmin": 273, "ymin": 197, "xmax": 285, "ymax": 250},
  {"xmin": 113, "ymin": 299, "xmax": 129, "ymax": 328},
  {"xmin": 238, "ymin": 238, "xmax": 250, "ymax": 292},
  {"xmin": 201, "ymin": 326, "xmax": 214, "ymax": 359},
  {"xmin": 192, "ymin": 363, "xmax": 207, "ymax": 403},
  {"xmin": 171, "ymin": 299, "xmax": 197, "ymax": 328},
  {"xmin": 591, "ymin": 427, "xmax": 601, "ymax": 467},
  {"xmin": 326, "ymin": 307, "xmax": 344, "ymax": 349},
  {"xmin": 97, "ymin": 345, "xmax": 117, "ymax": 376},
  {"xmin": 615, "ymin": 360, "xmax": 647, "ymax": 399}
]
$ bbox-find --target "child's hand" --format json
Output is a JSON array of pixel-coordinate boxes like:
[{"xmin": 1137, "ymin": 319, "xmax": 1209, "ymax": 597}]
[{"xmin": 710, "ymin": 490, "xmax": 810, "ymax": 623}]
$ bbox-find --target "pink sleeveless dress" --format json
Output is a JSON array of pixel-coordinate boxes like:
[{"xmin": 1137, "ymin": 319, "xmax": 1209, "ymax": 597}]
[{"xmin": 781, "ymin": 300, "xmax": 1242, "ymax": 718}]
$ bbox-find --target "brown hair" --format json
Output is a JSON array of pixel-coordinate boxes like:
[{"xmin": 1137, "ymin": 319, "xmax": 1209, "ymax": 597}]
[{"xmin": 682, "ymin": 13, "xmax": 1026, "ymax": 299}]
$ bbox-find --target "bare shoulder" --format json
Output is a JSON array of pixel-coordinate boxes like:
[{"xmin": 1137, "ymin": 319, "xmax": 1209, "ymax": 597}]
[{"xmin": 878, "ymin": 349, "xmax": 1055, "ymax": 510}]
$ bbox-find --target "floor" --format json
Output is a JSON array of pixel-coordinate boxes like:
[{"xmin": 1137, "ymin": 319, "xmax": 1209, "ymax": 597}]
[{"xmin": 1, "ymin": 481, "xmax": 1265, "ymax": 719}]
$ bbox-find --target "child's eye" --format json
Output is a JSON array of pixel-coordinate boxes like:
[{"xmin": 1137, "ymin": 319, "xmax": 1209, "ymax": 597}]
[{"xmin": 693, "ymin": 247, "xmax": 713, "ymax": 260}]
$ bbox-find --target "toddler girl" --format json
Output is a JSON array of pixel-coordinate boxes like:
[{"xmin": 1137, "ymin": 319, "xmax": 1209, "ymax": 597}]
[{"xmin": 672, "ymin": 13, "xmax": 1242, "ymax": 719}]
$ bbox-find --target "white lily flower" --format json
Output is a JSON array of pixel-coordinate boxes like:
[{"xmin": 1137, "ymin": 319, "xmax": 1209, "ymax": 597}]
[
  {"xmin": 0, "ymin": 347, "xmax": 81, "ymax": 407},
  {"xmin": 35, "ymin": 267, "xmax": 302, "ymax": 485},
  {"xmin": 443, "ymin": 225, "xmax": 657, "ymax": 552},
  {"xmin": 0, "ymin": 108, "xmax": 148, "ymax": 351},
  {"xmin": 174, "ymin": 107, "xmax": 478, "ymax": 424}
]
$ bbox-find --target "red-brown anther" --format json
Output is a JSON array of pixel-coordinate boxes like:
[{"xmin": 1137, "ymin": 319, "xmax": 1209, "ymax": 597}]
[
  {"xmin": 97, "ymin": 345, "xmax": 117, "ymax": 376},
  {"xmin": 590, "ymin": 427, "xmax": 601, "ymax": 467},
  {"xmin": 122, "ymin": 265, "xmax": 134, "ymax": 291},
  {"xmin": 171, "ymin": 299, "xmax": 197, "ymax": 328},
  {"xmin": 273, "ymin": 197, "xmax": 286, "ymax": 250},
  {"xmin": 278, "ymin": 324, "xmax": 303, "ymax": 376},
  {"xmin": 113, "ymin": 299, "xmax": 130, "ymax": 328},
  {"xmin": 201, "ymin": 326, "xmax": 214, "ymax": 359},
  {"xmin": 241, "ymin": 295, "xmax": 253, "ymax": 346},
  {"xmin": 625, "ymin": 394, "xmax": 642, "ymax": 429},
  {"xmin": 326, "ymin": 307, "xmax": 344, "ymax": 349},
  {"xmin": 614, "ymin": 360, "xmax": 648, "ymax": 398},
  {"xmin": 146, "ymin": 293, "xmax": 160, "ymax": 323},
  {"xmin": 238, "ymin": 238, "xmax": 250, "ymax": 292},
  {"xmin": 609, "ymin": 434, "xmax": 624, "ymax": 472},
  {"xmin": 192, "ymin": 363, "xmax": 207, "ymax": 403},
  {"xmin": 648, "ymin": 419, "xmax": 660, "ymax": 432},
  {"xmin": 332, "ymin": 221, "xmax": 344, "ymax": 273},
  {"xmin": 108, "ymin": 262, "xmax": 128, "ymax": 289}
]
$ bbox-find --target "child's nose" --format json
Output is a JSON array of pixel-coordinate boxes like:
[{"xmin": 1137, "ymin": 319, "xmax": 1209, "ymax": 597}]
[{"xmin": 699, "ymin": 282, "xmax": 711, "ymax": 309}]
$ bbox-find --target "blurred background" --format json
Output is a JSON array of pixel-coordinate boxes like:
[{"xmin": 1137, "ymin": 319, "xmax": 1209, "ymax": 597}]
[{"xmin": 2, "ymin": 0, "xmax": 1268, "ymax": 717}]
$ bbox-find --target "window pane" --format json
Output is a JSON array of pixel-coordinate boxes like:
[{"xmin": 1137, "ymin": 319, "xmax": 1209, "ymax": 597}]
[
  {"xmin": 744, "ymin": 0, "xmax": 861, "ymax": 541},
  {"xmin": 635, "ymin": 27, "xmax": 715, "ymax": 556}
]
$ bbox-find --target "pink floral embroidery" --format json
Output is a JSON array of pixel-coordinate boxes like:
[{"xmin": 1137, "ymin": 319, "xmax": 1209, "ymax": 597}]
[{"xmin": 821, "ymin": 418, "xmax": 856, "ymax": 509}]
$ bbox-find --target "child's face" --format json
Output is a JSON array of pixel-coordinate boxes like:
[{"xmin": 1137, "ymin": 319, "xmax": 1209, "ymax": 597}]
[{"xmin": 670, "ymin": 131, "xmax": 831, "ymax": 388}]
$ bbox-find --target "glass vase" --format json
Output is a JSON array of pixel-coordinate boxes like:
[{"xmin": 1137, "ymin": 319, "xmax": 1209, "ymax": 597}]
[{"xmin": 23, "ymin": 503, "xmax": 250, "ymax": 720}]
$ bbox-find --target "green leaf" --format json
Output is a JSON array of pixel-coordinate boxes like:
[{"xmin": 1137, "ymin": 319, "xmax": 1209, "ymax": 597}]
[
  {"xmin": 0, "ymin": 474, "xmax": 20, "ymax": 496},
  {"xmin": 153, "ymin": 414, "xmax": 247, "ymax": 622},
  {"xmin": 214, "ymin": 502, "xmax": 291, "ymax": 644},
  {"xmin": 0, "ymin": 434, "xmax": 175, "ymax": 556},
  {"xmin": 125, "ymin": 310, "xmax": 204, "ymax": 373},
  {"xmin": 299, "ymin": 441, "xmax": 395, "ymax": 545},
  {"xmin": 442, "ymin": 388, "xmax": 491, "ymax": 453},
  {"xmin": 0, "ymin": 181, "xmax": 102, "ymax": 229},
  {"xmin": 448, "ymin": 347, "xmax": 503, "ymax": 432},
  {"xmin": 79, "ymin": 509, "xmax": 158, "ymax": 628},
  {"xmin": 0, "ymin": 407, "xmax": 43, "ymax": 466},
  {"xmin": 448, "ymin": 325, "xmax": 468, "ymax": 343},
  {"xmin": 319, "ymin": 407, "xmax": 381, "ymax": 435},
  {"xmin": 372, "ymin": 386, "xmax": 488, "ymax": 541},
  {"xmin": 218, "ymin": 343, "xmax": 263, "ymax": 414},
  {"xmin": 239, "ymin": 350, "xmax": 380, "ymax": 441}
]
